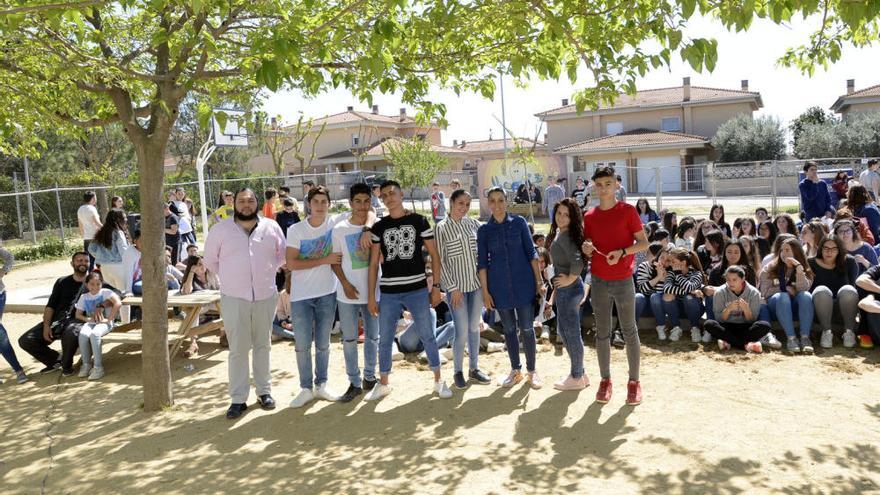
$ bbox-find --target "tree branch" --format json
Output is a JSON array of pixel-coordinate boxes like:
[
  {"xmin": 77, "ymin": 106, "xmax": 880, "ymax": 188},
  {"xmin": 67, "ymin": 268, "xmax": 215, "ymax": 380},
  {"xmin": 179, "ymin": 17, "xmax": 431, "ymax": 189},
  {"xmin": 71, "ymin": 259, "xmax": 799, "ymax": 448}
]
[{"xmin": 0, "ymin": 0, "xmax": 106, "ymax": 15}]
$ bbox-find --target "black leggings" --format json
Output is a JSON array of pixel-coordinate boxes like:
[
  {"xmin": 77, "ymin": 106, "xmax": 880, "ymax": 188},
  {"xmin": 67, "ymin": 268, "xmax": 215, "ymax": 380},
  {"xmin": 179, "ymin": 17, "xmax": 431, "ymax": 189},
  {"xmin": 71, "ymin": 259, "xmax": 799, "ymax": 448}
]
[{"xmin": 703, "ymin": 319, "xmax": 771, "ymax": 350}]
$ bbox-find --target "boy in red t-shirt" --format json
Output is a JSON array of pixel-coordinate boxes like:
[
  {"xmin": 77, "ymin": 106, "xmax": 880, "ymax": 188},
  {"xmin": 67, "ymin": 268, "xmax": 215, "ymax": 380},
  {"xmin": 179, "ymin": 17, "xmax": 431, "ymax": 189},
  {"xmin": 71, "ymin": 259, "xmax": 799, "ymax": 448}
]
[{"xmin": 582, "ymin": 166, "xmax": 649, "ymax": 406}]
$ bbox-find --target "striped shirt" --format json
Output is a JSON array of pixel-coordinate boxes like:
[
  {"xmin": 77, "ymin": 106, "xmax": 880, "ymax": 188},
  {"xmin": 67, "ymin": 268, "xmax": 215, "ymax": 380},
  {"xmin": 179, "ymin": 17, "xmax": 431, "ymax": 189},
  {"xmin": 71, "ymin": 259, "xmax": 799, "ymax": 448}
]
[
  {"xmin": 662, "ymin": 269, "xmax": 704, "ymax": 296},
  {"xmin": 635, "ymin": 260, "xmax": 665, "ymax": 295},
  {"xmin": 435, "ymin": 216, "xmax": 481, "ymax": 293}
]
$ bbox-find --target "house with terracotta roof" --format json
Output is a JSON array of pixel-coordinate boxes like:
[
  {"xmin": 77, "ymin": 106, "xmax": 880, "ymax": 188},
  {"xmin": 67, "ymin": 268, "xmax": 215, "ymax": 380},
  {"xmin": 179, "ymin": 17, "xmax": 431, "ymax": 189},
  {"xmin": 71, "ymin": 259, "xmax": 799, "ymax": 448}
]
[
  {"xmin": 247, "ymin": 105, "xmax": 463, "ymax": 175},
  {"xmin": 536, "ymin": 77, "xmax": 763, "ymax": 194},
  {"xmin": 831, "ymin": 79, "xmax": 880, "ymax": 118}
]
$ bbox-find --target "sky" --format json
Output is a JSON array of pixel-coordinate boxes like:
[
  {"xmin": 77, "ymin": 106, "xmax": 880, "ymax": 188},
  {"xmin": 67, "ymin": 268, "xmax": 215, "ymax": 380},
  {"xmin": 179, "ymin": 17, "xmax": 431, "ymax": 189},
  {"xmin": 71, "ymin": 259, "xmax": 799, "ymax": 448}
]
[{"xmin": 260, "ymin": 13, "xmax": 880, "ymax": 148}]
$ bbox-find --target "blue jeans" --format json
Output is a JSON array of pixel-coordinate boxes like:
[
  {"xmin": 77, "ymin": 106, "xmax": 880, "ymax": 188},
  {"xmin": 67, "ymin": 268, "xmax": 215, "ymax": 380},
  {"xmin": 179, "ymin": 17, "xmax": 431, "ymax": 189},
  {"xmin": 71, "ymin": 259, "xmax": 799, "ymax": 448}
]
[
  {"xmin": 555, "ymin": 278, "xmax": 585, "ymax": 378},
  {"xmin": 132, "ymin": 279, "xmax": 178, "ymax": 296},
  {"xmin": 398, "ymin": 310, "xmax": 455, "ymax": 352},
  {"xmin": 767, "ymin": 291, "xmax": 814, "ymax": 338},
  {"xmin": 379, "ymin": 289, "xmax": 440, "ymax": 374},
  {"xmin": 0, "ymin": 292, "xmax": 23, "ymax": 373},
  {"xmin": 291, "ymin": 293, "xmax": 337, "ymax": 390},
  {"xmin": 446, "ymin": 289, "xmax": 482, "ymax": 374},
  {"xmin": 634, "ymin": 292, "xmax": 663, "ymax": 324},
  {"xmin": 660, "ymin": 294, "xmax": 705, "ymax": 328},
  {"xmin": 704, "ymin": 295, "xmax": 715, "ymax": 320},
  {"xmin": 337, "ymin": 301, "xmax": 379, "ymax": 387},
  {"xmin": 497, "ymin": 303, "xmax": 537, "ymax": 372},
  {"xmin": 271, "ymin": 317, "xmax": 296, "ymax": 340}
]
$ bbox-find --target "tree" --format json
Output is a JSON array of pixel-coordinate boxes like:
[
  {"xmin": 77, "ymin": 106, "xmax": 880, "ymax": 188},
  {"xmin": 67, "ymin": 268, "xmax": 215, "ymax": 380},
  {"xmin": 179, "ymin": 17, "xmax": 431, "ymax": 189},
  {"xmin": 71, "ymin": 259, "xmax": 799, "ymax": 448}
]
[
  {"xmin": 789, "ymin": 106, "xmax": 838, "ymax": 150},
  {"xmin": 1, "ymin": 0, "xmax": 877, "ymax": 411},
  {"xmin": 795, "ymin": 111, "xmax": 880, "ymax": 158},
  {"xmin": 712, "ymin": 114, "xmax": 786, "ymax": 162},
  {"xmin": 260, "ymin": 114, "xmax": 326, "ymax": 176},
  {"xmin": 384, "ymin": 137, "xmax": 448, "ymax": 210}
]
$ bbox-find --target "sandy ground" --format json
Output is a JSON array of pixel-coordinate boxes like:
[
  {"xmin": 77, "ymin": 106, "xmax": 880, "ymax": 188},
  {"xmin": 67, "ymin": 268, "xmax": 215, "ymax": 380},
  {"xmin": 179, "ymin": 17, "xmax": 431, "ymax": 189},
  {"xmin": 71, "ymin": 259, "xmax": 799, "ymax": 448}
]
[{"xmin": 2, "ymin": 259, "xmax": 880, "ymax": 494}]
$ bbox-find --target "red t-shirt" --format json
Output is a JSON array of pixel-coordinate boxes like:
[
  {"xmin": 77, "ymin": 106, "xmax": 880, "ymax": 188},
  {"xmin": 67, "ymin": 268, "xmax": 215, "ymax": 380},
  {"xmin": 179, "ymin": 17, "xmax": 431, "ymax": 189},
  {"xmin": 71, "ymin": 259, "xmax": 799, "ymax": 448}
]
[{"xmin": 583, "ymin": 202, "xmax": 642, "ymax": 281}]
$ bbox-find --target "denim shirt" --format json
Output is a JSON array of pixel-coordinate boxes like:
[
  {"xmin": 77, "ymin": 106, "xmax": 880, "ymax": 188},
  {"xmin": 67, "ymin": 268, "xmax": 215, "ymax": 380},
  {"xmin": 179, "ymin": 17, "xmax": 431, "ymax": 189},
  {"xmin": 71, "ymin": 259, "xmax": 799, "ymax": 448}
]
[
  {"xmin": 87, "ymin": 230, "xmax": 127, "ymax": 264},
  {"xmin": 477, "ymin": 214, "xmax": 537, "ymax": 310}
]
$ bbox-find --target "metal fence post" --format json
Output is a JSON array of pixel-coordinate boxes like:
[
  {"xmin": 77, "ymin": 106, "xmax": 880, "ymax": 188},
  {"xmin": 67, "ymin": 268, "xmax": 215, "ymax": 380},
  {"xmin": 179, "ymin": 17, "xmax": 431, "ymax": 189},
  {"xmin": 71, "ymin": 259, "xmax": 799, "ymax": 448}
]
[
  {"xmin": 54, "ymin": 182, "xmax": 65, "ymax": 245},
  {"xmin": 23, "ymin": 157, "xmax": 37, "ymax": 243},
  {"xmin": 654, "ymin": 167, "xmax": 662, "ymax": 211},
  {"xmin": 13, "ymin": 172, "xmax": 24, "ymax": 239},
  {"xmin": 709, "ymin": 162, "xmax": 717, "ymax": 204},
  {"xmin": 771, "ymin": 160, "xmax": 778, "ymax": 215}
]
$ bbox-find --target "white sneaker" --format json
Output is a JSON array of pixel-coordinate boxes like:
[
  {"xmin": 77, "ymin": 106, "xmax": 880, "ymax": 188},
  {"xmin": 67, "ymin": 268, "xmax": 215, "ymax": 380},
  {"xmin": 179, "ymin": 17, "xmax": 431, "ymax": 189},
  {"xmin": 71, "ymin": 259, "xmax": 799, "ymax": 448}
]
[
  {"xmin": 331, "ymin": 321, "xmax": 341, "ymax": 335},
  {"xmin": 669, "ymin": 326, "xmax": 683, "ymax": 342},
  {"xmin": 314, "ymin": 384, "xmax": 340, "ymax": 402},
  {"xmin": 820, "ymin": 329, "xmax": 833, "ymax": 349},
  {"xmin": 78, "ymin": 363, "xmax": 92, "ymax": 378},
  {"xmin": 486, "ymin": 342, "xmax": 505, "ymax": 353},
  {"xmin": 656, "ymin": 326, "xmax": 667, "ymax": 341},
  {"xmin": 87, "ymin": 366, "xmax": 105, "ymax": 381},
  {"xmin": 441, "ymin": 348, "xmax": 454, "ymax": 360},
  {"xmin": 289, "ymin": 388, "xmax": 315, "ymax": 408},
  {"xmin": 434, "ymin": 380, "xmax": 453, "ymax": 399},
  {"xmin": 843, "ymin": 329, "xmax": 856, "ymax": 348},
  {"xmin": 759, "ymin": 332, "xmax": 783, "ymax": 350},
  {"xmin": 391, "ymin": 341, "xmax": 404, "ymax": 361},
  {"xmin": 702, "ymin": 330, "xmax": 713, "ymax": 343},
  {"xmin": 418, "ymin": 351, "xmax": 447, "ymax": 365},
  {"xmin": 690, "ymin": 327, "xmax": 701, "ymax": 343},
  {"xmin": 540, "ymin": 326, "xmax": 550, "ymax": 343},
  {"xmin": 365, "ymin": 383, "xmax": 392, "ymax": 401}
]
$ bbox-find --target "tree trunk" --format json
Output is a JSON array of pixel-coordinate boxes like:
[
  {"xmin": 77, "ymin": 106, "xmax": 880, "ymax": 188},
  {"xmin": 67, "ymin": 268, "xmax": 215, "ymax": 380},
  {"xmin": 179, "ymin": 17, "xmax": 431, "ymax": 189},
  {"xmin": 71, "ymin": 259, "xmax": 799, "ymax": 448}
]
[
  {"xmin": 96, "ymin": 186, "xmax": 110, "ymax": 218},
  {"xmin": 136, "ymin": 139, "xmax": 173, "ymax": 411}
]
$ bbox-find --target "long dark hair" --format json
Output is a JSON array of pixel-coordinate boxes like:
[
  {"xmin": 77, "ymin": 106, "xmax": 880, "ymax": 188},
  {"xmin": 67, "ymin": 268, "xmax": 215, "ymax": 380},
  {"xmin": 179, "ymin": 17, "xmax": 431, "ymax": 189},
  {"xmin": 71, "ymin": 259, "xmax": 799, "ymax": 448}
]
[
  {"xmin": 662, "ymin": 211, "xmax": 677, "ymax": 235},
  {"xmin": 847, "ymin": 184, "xmax": 871, "ymax": 213},
  {"xmin": 709, "ymin": 205, "xmax": 727, "ymax": 228},
  {"xmin": 758, "ymin": 219, "xmax": 778, "ymax": 245},
  {"xmin": 93, "ymin": 209, "xmax": 128, "ymax": 248},
  {"xmin": 768, "ymin": 237, "xmax": 812, "ymax": 281},
  {"xmin": 668, "ymin": 247, "xmax": 706, "ymax": 284},
  {"xmin": 636, "ymin": 198, "xmax": 656, "ymax": 216},
  {"xmin": 546, "ymin": 198, "xmax": 584, "ymax": 249},
  {"xmin": 181, "ymin": 255, "xmax": 206, "ymax": 286},
  {"xmin": 721, "ymin": 240, "xmax": 756, "ymax": 285},
  {"xmin": 774, "ymin": 213, "xmax": 798, "ymax": 235}
]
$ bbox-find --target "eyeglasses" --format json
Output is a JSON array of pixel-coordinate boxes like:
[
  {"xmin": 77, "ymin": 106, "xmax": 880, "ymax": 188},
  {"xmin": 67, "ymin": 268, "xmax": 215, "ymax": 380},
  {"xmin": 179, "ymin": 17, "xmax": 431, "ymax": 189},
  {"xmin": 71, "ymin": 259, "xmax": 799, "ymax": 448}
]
[
  {"xmin": 822, "ymin": 246, "xmax": 839, "ymax": 252},
  {"xmin": 837, "ymin": 229, "xmax": 853, "ymax": 235}
]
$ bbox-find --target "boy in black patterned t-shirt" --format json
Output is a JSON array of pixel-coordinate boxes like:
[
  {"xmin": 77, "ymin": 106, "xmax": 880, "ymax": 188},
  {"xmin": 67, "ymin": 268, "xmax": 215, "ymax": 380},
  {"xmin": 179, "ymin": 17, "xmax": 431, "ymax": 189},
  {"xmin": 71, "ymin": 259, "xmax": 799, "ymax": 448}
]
[{"xmin": 366, "ymin": 180, "xmax": 452, "ymax": 401}]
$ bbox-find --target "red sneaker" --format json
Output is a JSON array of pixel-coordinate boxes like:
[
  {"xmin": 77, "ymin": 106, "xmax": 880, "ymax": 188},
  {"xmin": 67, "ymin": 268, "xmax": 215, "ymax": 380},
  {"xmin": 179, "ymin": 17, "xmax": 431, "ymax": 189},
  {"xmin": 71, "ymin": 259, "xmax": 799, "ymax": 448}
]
[
  {"xmin": 595, "ymin": 379, "xmax": 612, "ymax": 403},
  {"xmin": 859, "ymin": 334, "xmax": 874, "ymax": 349},
  {"xmin": 358, "ymin": 325, "xmax": 365, "ymax": 344},
  {"xmin": 626, "ymin": 380, "xmax": 642, "ymax": 406}
]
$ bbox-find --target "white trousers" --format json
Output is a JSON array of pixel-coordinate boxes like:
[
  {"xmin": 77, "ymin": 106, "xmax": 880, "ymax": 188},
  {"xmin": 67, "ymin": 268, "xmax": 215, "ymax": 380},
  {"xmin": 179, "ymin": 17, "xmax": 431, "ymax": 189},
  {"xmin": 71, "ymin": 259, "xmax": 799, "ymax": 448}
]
[{"xmin": 220, "ymin": 294, "xmax": 277, "ymax": 403}]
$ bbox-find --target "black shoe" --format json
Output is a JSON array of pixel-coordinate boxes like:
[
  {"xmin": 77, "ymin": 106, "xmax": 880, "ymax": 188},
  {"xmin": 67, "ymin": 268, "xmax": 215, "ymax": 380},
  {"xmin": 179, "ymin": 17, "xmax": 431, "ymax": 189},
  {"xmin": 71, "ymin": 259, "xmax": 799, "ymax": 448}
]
[
  {"xmin": 612, "ymin": 329, "xmax": 625, "ymax": 348},
  {"xmin": 258, "ymin": 394, "xmax": 276, "ymax": 410},
  {"xmin": 39, "ymin": 362, "xmax": 62, "ymax": 374},
  {"xmin": 453, "ymin": 371, "xmax": 468, "ymax": 389},
  {"xmin": 340, "ymin": 384, "xmax": 363, "ymax": 403},
  {"xmin": 61, "ymin": 368, "xmax": 75, "ymax": 377},
  {"xmin": 469, "ymin": 369, "xmax": 491, "ymax": 385},
  {"xmin": 226, "ymin": 403, "xmax": 247, "ymax": 420},
  {"xmin": 363, "ymin": 377, "xmax": 377, "ymax": 391}
]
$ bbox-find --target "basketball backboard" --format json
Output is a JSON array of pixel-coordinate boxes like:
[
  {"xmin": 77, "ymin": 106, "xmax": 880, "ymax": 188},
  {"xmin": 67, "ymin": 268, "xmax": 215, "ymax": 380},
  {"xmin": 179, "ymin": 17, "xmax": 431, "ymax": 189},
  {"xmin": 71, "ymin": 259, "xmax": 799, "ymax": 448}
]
[{"xmin": 212, "ymin": 109, "xmax": 249, "ymax": 147}]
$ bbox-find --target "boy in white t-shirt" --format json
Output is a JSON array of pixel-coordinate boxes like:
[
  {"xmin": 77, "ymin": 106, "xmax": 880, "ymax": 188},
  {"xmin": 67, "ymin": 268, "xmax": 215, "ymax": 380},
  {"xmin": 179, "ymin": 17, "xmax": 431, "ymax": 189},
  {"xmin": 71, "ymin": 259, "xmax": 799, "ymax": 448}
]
[
  {"xmin": 77, "ymin": 191, "xmax": 103, "ymax": 271},
  {"xmin": 330, "ymin": 183, "xmax": 380, "ymax": 402}
]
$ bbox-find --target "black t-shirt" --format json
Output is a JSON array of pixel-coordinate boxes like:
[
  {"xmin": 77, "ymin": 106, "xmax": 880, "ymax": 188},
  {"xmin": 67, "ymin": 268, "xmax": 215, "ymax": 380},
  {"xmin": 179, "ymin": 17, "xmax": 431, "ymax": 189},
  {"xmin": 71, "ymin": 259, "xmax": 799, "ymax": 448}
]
[
  {"xmin": 46, "ymin": 275, "xmax": 85, "ymax": 321},
  {"xmin": 371, "ymin": 212, "xmax": 433, "ymax": 294},
  {"xmin": 275, "ymin": 210, "xmax": 301, "ymax": 237},
  {"xmin": 164, "ymin": 213, "xmax": 179, "ymax": 246}
]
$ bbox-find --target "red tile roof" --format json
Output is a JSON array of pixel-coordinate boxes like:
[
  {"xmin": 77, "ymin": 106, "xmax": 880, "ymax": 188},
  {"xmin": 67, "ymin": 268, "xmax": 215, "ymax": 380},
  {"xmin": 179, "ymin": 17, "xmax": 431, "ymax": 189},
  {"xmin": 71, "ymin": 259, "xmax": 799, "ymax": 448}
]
[
  {"xmin": 319, "ymin": 137, "xmax": 464, "ymax": 160},
  {"xmin": 831, "ymin": 83, "xmax": 880, "ymax": 112},
  {"xmin": 554, "ymin": 129, "xmax": 709, "ymax": 154},
  {"xmin": 458, "ymin": 138, "xmax": 546, "ymax": 153},
  {"xmin": 537, "ymin": 86, "xmax": 762, "ymax": 118},
  {"xmin": 297, "ymin": 110, "xmax": 424, "ymax": 128}
]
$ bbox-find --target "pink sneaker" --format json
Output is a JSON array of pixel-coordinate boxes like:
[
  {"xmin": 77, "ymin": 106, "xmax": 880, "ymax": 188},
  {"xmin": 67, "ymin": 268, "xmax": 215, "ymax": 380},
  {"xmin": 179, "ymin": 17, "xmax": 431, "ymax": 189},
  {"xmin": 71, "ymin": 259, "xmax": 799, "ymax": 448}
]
[
  {"xmin": 595, "ymin": 379, "xmax": 612, "ymax": 403},
  {"xmin": 717, "ymin": 339, "xmax": 731, "ymax": 351},
  {"xmin": 745, "ymin": 341, "xmax": 763, "ymax": 354},
  {"xmin": 553, "ymin": 375, "xmax": 588, "ymax": 391},
  {"xmin": 626, "ymin": 380, "xmax": 642, "ymax": 406}
]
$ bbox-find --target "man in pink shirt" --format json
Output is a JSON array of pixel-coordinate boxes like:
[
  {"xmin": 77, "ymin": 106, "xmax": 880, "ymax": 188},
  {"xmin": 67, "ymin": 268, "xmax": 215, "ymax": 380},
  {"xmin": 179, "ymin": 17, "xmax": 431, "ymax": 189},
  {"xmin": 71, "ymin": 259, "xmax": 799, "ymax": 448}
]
[{"xmin": 204, "ymin": 188, "xmax": 287, "ymax": 420}]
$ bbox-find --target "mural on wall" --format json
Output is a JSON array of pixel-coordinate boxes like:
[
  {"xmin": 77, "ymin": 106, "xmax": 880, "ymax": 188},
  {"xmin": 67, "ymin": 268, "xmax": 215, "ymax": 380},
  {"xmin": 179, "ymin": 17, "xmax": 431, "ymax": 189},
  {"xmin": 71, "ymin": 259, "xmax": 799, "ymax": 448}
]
[{"xmin": 477, "ymin": 154, "xmax": 567, "ymax": 217}]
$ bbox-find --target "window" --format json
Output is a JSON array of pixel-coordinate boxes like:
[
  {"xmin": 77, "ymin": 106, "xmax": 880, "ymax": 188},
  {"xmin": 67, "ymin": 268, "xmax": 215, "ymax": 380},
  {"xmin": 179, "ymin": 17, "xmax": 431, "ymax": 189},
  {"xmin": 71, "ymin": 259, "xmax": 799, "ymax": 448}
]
[
  {"xmin": 351, "ymin": 134, "xmax": 360, "ymax": 146},
  {"xmin": 606, "ymin": 122, "xmax": 623, "ymax": 135},
  {"xmin": 661, "ymin": 117, "xmax": 681, "ymax": 132}
]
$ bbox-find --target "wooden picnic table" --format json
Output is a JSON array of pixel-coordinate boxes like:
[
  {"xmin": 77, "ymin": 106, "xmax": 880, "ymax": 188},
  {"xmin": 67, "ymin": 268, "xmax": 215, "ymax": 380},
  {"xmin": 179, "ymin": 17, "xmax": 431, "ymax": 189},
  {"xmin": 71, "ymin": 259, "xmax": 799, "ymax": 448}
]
[{"xmin": 107, "ymin": 290, "xmax": 224, "ymax": 359}]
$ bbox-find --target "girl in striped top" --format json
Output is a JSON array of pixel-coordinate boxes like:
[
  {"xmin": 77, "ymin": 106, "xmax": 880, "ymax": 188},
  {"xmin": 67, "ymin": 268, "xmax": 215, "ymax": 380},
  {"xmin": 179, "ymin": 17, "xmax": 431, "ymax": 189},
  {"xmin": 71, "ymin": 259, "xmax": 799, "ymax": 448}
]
[
  {"xmin": 660, "ymin": 248, "xmax": 707, "ymax": 343},
  {"xmin": 634, "ymin": 242, "xmax": 670, "ymax": 341},
  {"xmin": 435, "ymin": 189, "xmax": 491, "ymax": 389}
]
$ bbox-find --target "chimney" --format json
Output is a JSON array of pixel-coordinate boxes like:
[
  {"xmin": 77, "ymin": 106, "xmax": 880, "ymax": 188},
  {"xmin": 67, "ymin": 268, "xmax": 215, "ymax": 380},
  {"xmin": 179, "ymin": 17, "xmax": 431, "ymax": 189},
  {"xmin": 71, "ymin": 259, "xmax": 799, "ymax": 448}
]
[
  {"xmin": 372, "ymin": 105, "xmax": 379, "ymax": 114},
  {"xmin": 461, "ymin": 140, "xmax": 466, "ymax": 147},
  {"xmin": 682, "ymin": 77, "xmax": 691, "ymax": 102},
  {"xmin": 544, "ymin": 133, "xmax": 548, "ymax": 143},
  {"xmin": 270, "ymin": 116, "xmax": 278, "ymax": 129},
  {"xmin": 399, "ymin": 107, "xmax": 406, "ymax": 121},
  {"xmin": 561, "ymin": 98, "xmax": 569, "ymax": 106},
  {"xmin": 847, "ymin": 79, "xmax": 855, "ymax": 95},
  {"xmin": 453, "ymin": 139, "xmax": 458, "ymax": 146},
  {"xmin": 741, "ymin": 79, "xmax": 749, "ymax": 92},
  {"xmin": 346, "ymin": 105, "xmax": 353, "ymax": 111}
]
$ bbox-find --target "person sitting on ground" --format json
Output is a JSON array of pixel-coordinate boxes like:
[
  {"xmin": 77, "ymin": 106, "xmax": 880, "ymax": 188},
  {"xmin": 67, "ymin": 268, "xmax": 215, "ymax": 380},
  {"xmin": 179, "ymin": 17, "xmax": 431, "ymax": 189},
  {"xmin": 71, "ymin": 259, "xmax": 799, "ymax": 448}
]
[
  {"xmin": 164, "ymin": 246, "xmax": 184, "ymax": 290},
  {"xmin": 514, "ymin": 183, "xmax": 530, "ymax": 204},
  {"xmin": 709, "ymin": 205, "xmax": 732, "ymax": 238},
  {"xmin": 834, "ymin": 208, "xmax": 874, "ymax": 245},
  {"xmin": 702, "ymin": 265, "xmax": 775, "ymax": 353},
  {"xmin": 855, "ymin": 263, "xmax": 880, "ymax": 349},
  {"xmin": 18, "ymin": 252, "xmax": 90, "ymax": 375},
  {"xmin": 74, "ymin": 272, "xmax": 122, "ymax": 381},
  {"xmin": 809, "ymin": 234, "xmax": 859, "ymax": 349},
  {"xmin": 635, "ymin": 198, "xmax": 660, "ymax": 224},
  {"xmin": 831, "ymin": 171, "xmax": 850, "ymax": 205},
  {"xmin": 737, "ymin": 236, "xmax": 764, "ymax": 279},
  {"xmin": 704, "ymin": 240, "xmax": 757, "ymax": 321},
  {"xmin": 696, "ymin": 229, "xmax": 725, "ymax": 273},
  {"xmin": 660, "ymin": 247, "xmax": 706, "ymax": 343},
  {"xmin": 758, "ymin": 238, "xmax": 815, "ymax": 354},
  {"xmin": 833, "ymin": 219, "xmax": 877, "ymax": 274},
  {"xmin": 634, "ymin": 242, "xmax": 670, "ymax": 341},
  {"xmin": 674, "ymin": 219, "xmax": 696, "ymax": 250},
  {"xmin": 761, "ymin": 233, "xmax": 796, "ymax": 268},
  {"xmin": 774, "ymin": 213, "xmax": 799, "ymax": 236},
  {"xmin": 799, "ymin": 220, "xmax": 828, "ymax": 259},
  {"xmin": 846, "ymin": 184, "xmax": 880, "ymax": 243},
  {"xmin": 272, "ymin": 287, "xmax": 295, "ymax": 341},
  {"xmin": 662, "ymin": 211, "xmax": 678, "ymax": 239},
  {"xmin": 396, "ymin": 309, "xmax": 456, "ymax": 364},
  {"xmin": 757, "ymin": 220, "xmax": 778, "ymax": 259}
]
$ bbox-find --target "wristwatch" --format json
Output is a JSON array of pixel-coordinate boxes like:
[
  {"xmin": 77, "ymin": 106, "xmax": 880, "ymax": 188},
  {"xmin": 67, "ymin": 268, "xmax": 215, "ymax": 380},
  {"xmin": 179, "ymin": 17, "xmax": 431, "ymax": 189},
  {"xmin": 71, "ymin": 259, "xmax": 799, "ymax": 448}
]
[{"xmin": 362, "ymin": 225, "xmax": 371, "ymax": 233}]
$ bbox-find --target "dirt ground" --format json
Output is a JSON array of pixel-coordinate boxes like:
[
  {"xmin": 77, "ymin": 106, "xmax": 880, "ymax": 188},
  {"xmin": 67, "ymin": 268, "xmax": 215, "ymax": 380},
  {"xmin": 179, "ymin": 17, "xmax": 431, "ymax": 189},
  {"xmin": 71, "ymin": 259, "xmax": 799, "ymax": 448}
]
[{"xmin": 1, "ymin": 259, "xmax": 879, "ymax": 494}]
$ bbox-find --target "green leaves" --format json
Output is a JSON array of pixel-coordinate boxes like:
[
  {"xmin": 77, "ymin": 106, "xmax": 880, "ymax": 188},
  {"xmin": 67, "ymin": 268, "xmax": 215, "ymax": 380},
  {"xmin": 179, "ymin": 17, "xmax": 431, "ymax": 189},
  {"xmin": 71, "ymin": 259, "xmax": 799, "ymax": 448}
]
[{"xmin": 680, "ymin": 38, "xmax": 718, "ymax": 72}]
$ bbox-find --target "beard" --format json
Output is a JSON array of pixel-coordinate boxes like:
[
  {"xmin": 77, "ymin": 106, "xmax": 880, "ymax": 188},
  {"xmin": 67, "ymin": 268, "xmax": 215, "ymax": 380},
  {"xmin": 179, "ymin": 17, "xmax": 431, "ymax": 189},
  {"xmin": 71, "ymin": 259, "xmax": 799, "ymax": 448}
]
[
  {"xmin": 234, "ymin": 209, "xmax": 258, "ymax": 221},
  {"xmin": 74, "ymin": 264, "xmax": 89, "ymax": 274}
]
